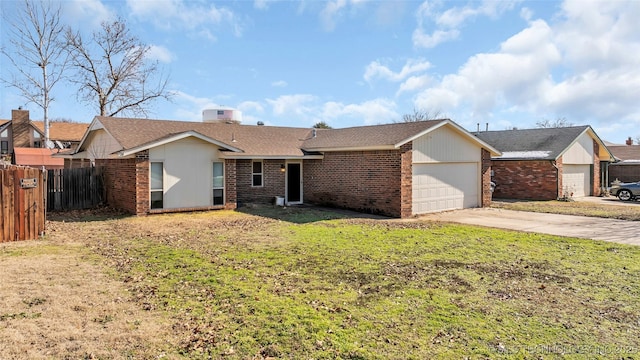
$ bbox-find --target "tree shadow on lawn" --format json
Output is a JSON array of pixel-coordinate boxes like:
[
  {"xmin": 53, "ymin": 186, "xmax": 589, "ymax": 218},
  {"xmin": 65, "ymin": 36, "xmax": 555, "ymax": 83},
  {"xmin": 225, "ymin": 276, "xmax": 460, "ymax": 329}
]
[{"xmin": 237, "ymin": 203, "xmax": 390, "ymax": 224}]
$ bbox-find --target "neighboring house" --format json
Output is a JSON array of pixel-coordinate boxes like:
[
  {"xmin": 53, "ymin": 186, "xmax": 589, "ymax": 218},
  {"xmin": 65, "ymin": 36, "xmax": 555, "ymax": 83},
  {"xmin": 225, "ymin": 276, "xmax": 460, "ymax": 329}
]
[
  {"xmin": 0, "ymin": 109, "xmax": 88, "ymax": 169},
  {"xmin": 607, "ymin": 138, "xmax": 640, "ymax": 184},
  {"xmin": 476, "ymin": 126, "xmax": 614, "ymax": 200},
  {"xmin": 62, "ymin": 116, "xmax": 500, "ymax": 218}
]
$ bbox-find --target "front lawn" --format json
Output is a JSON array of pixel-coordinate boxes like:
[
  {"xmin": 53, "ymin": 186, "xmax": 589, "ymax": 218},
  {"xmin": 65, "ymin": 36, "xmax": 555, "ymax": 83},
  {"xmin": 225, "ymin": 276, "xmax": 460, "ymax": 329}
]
[{"xmin": 1, "ymin": 206, "xmax": 639, "ymax": 359}]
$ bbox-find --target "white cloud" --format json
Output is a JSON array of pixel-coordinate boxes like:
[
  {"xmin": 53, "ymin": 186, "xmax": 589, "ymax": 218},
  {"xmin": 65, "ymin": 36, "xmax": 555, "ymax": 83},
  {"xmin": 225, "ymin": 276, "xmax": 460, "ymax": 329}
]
[
  {"xmin": 319, "ymin": 0, "xmax": 368, "ymax": 31},
  {"xmin": 321, "ymin": 98, "xmax": 398, "ymax": 125},
  {"xmin": 125, "ymin": 0, "xmax": 243, "ymax": 39},
  {"xmin": 364, "ymin": 58, "xmax": 432, "ymax": 83},
  {"xmin": 146, "ymin": 45, "xmax": 175, "ymax": 63},
  {"xmin": 410, "ymin": 0, "xmax": 640, "ymax": 134},
  {"xmin": 271, "ymin": 80, "xmax": 288, "ymax": 87},
  {"xmin": 396, "ymin": 75, "xmax": 432, "ymax": 96},
  {"xmin": 238, "ymin": 101, "xmax": 265, "ymax": 114},
  {"xmin": 413, "ymin": 0, "xmax": 518, "ymax": 49},
  {"xmin": 267, "ymin": 94, "xmax": 318, "ymax": 117},
  {"xmin": 62, "ymin": 0, "xmax": 114, "ymax": 28}
]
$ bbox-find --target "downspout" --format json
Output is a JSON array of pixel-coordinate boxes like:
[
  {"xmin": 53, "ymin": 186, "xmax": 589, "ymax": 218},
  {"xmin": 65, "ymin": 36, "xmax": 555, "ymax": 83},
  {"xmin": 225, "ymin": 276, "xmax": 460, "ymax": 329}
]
[{"xmin": 551, "ymin": 160, "xmax": 559, "ymax": 199}]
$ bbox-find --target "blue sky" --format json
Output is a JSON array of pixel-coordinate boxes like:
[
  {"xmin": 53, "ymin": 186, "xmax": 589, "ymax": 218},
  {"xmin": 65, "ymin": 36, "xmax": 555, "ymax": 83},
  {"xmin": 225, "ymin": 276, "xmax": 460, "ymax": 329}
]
[{"xmin": 1, "ymin": 0, "xmax": 639, "ymax": 144}]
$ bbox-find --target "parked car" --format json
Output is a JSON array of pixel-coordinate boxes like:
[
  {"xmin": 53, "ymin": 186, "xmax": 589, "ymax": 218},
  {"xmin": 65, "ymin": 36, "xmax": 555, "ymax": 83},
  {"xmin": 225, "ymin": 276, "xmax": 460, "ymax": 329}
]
[{"xmin": 609, "ymin": 181, "xmax": 640, "ymax": 201}]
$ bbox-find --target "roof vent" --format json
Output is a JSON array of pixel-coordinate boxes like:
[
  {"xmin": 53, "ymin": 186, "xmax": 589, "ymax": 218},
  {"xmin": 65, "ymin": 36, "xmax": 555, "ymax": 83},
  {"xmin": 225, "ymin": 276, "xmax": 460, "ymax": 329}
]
[
  {"xmin": 312, "ymin": 129, "xmax": 317, "ymax": 138},
  {"xmin": 257, "ymin": 121, "xmax": 264, "ymax": 126}
]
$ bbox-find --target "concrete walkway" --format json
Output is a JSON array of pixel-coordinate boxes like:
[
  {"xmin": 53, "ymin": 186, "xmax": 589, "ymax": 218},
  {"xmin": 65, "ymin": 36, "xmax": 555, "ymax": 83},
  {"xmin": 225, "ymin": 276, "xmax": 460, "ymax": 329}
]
[{"xmin": 418, "ymin": 208, "xmax": 640, "ymax": 246}]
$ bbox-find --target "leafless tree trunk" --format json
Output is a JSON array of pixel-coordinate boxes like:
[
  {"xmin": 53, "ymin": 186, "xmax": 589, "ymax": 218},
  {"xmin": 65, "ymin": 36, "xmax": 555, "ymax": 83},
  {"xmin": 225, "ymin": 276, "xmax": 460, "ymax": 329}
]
[
  {"xmin": 65, "ymin": 19, "xmax": 172, "ymax": 118},
  {"xmin": 0, "ymin": 0, "xmax": 68, "ymax": 146}
]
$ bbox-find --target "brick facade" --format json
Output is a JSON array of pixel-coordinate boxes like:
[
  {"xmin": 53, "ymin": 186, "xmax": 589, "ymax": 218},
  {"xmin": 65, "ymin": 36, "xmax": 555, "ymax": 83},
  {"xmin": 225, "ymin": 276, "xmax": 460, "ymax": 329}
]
[
  {"xmin": 481, "ymin": 148, "xmax": 492, "ymax": 206},
  {"xmin": 95, "ymin": 157, "xmax": 138, "ymax": 214},
  {"xmin": 492, "ymin": 159, "xmax": 560, "ymax": 200},
  {"xmin": 592, "ymin": 140, "xmax": 602, "ymax": 196},
  {"xmin": 303, "ymin": 148, "xmax": 406, "ymax": 217},
  {"xmin": 236, "ymin": 159, "xmax": 287, "ymax": 205},
  {"xmin": 608, "ymin": 164, "xmax": 640, "ymax": 185}
]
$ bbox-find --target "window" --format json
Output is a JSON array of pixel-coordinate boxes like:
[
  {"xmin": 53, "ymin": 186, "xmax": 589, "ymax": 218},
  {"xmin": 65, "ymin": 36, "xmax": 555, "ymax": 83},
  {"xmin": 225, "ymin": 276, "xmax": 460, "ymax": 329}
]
[
  {"xmin": 213, "ymin": 162, "xmax": 224, "ymax": 205},
  {"xmin": 217, "ymin": 110, "xmax": 225, "ymax": 115},
  {"xmin": 33, "ymin": 130, "xmax": 41, "ymax": 148},
  {"xmin": 150, "ymin": 162, "xmax": 164, "ymax": 209},
  {"xmin": 252, "ymin": 160, "xmax": 263, "ymax": 187},
  {"xmin": 0, "ymin": 141, "xmax": 7, "ymax": 155}
]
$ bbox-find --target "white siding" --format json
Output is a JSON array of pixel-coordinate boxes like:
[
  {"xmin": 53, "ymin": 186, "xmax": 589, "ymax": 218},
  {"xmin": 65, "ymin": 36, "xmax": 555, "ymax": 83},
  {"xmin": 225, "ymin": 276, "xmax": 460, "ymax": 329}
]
[
  {"xmin": 413, "ymin": 126, "xmax": 480, "ymax": 163},
  {"xmin": 149, "ymin": 137, "xmax": 221, "ymax": 209},
  {"xmin": 563, "ymin": 132, "xmax": 593, "ymax": 165}
]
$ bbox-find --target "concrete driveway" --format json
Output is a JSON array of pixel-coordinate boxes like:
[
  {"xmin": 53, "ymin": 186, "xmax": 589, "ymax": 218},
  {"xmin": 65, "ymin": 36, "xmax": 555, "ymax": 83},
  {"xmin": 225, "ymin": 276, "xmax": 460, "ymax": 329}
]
[{"xmin": 419, "ymin": 208, "xmax": 640, "ymax": 246}]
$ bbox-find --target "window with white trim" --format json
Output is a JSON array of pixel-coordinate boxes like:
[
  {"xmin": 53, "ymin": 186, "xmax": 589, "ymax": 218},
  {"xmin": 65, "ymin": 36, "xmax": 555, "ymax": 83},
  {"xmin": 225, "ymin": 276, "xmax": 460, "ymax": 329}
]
[
  {"xmin": 213, "ymin": 162, "xmax": 224, "ymax": 205},
  {"xmin": 252, "ymin": 160, "xmax": 263, "ymax": 187},
  {"xmin": 150, "ymin": 162, "xmax": 164, "ymax": 209}
]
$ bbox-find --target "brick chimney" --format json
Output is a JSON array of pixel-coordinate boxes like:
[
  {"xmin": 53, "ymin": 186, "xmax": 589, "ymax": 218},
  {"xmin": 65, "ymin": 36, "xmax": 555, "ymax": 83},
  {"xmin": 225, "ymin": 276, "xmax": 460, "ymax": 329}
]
[
  {"xmin": 12, "ymin": 109, "xmax": 32, "ymax": 148},
  {"xmin": 626, "ymin": 137, "xmax": 633, "ymax": 146}
]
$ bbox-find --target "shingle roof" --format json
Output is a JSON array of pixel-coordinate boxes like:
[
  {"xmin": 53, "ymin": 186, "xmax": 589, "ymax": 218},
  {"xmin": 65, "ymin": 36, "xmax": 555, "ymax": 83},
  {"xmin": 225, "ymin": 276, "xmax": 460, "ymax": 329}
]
[
  {"xmin": 301, "ymin": 120, "xmax": 446, "ymax": 150},
  {"xmin": 608, "ymin": 145, "xmax": 640, "ymax": 162},
  {"xmin": 475, "ymin": 126, "xmax": 591, "ymax": 160},
  {"xmin": 83, "ymin": 117, "xmax": 496, "ymax": 158},
  {"xmin": 95, "ymin": 117, "xmax": 314, "ymax": 157},
  {"xmin": 32, "ymin": 121, "xmax": 89, "ymax": 142}
]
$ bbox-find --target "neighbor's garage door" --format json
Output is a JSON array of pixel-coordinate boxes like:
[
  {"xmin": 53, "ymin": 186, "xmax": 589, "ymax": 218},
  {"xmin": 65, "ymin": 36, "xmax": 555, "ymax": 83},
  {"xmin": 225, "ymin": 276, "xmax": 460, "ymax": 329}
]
[
  {"xmin": 563, "ymin": 164, "xmax": 591, "ymax": 197},
  {"xmin": 412, "ymin": 162, "xmax": 479, "ymax": 214}
]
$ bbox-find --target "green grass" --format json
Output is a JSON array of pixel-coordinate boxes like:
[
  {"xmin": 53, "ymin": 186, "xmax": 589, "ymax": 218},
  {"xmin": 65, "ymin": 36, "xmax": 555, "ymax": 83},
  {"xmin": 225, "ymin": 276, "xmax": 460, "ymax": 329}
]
[
  {"xmin": 492, "ymin": 199, "xmax": 640, "ymax": 221},
  {"xmin": 85, "ymin": 208, "xmax": 640, "ymax": 359}
]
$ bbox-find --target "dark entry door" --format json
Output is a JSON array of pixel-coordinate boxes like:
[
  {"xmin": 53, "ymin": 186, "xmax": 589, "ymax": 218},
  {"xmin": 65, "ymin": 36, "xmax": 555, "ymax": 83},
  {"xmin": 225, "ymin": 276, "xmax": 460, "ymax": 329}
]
[{"xmin": 287, "ymin": 163, "xmax": 301, "ymax": 203}]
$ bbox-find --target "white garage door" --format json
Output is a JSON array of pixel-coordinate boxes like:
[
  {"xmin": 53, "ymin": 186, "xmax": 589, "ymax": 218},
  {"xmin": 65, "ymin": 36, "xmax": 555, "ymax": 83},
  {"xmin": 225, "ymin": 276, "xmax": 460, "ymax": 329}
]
[
  {"xmin": 412, "ymin": 162, "xmax": 479, "ymax": 214},
  {"xmin": 563, "ymin": 164, "xmax": 591, "ymax": 197}
]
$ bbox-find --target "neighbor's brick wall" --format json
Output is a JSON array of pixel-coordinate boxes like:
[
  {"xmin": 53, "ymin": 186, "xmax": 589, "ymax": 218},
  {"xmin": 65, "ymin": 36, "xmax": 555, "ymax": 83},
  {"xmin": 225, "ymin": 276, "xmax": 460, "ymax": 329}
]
[
  {"xmin": 481, "ymin": 149, "xmax": 492, "ymax": 206},
  {"xmin": 236, "ymin": 159, "xmax": 286, "ymax": 205},
  {"xmin": 303, "ymin": 149, "xmax": 405, "ymax": 217},
  {"xmin": 492, "ymin": 159, "xmax": 559, "ymax": 200}
]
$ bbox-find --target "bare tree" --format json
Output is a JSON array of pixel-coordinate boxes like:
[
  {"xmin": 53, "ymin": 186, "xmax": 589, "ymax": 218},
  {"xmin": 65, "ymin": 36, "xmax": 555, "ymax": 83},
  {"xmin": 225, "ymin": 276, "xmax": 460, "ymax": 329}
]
[
  {"xmin": 1, "ymin": 0, "xmax": 68, "ymax": 145},
  {"xmin": 65, "ymin": 19, "xmax": 171, "ymax": 117},
  {"xmin": 536, "ymin": 117, "xmax": 574, "ymax": 128},
  {"xmin": 398, "ymin": 108, "xmax": 443, "ymax": 123}
]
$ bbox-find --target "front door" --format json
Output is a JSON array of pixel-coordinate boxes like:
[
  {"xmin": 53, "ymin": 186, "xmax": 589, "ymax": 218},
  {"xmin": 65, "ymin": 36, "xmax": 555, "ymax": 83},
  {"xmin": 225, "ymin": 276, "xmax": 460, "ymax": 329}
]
[{"xmin": 286, "ymin": 162, "xmax": 302, "ymax": 204}]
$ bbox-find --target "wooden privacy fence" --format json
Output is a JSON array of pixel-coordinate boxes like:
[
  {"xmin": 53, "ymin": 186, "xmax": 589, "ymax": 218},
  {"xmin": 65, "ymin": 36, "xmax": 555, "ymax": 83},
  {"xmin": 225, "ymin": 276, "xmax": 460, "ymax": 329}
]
[
  {"xmin": 0, "ymin": 165, "xmax": 46, "ymax": 242},
  {"xmin": 47, "ymin": 167, "xmax": 104, "ymax": 212}
]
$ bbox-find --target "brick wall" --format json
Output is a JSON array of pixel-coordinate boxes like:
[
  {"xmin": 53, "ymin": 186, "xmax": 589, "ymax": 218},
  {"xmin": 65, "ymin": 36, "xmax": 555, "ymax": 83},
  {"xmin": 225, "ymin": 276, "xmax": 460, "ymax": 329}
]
[
  {"xmin": 236, "ymin": 159, "xmax": 286, "ymax": 205},
  {"xmin": 399, "ymin": 143, "xmax": 413, "ymax": 218},
  {"xmin": 608, "ymin": 165, "xmax": 640, "ymax": 185},
  {"xmin": 303, "ymin": 149, "xmax": 405, "ymax": 217},
  {"xmin": 492, "ymin": 159, "xmax": 559, "ymax": 200},
  {"xmin": 592, "ymin": 140, "xmax": 602, "ymax": 196},
  {"xmin": 224, "ymin": 159, "xmax": 237, "ymax": 210},
  {"xmin": 135, "ymin": 151, "xmax": 150, "ymax": 215},
  {"xmin": 96, "ymin": 157, "xmax": 138, "ymax": 214},
  {"xmin": 481, "ymin": 148, "xmax": 492, "ymax": 206}
]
